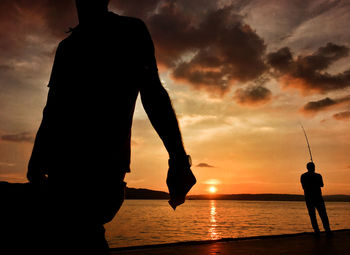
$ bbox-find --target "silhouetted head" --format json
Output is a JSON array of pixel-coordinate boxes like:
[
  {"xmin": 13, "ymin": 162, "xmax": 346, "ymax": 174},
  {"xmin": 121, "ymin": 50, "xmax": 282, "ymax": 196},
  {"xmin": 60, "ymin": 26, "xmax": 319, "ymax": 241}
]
[
  {"xmin": 75, "ymin": 0, "xmax": 110, "ymax": 23},
  {"xmin": 306, "ymin": 162, "xmax": 315, "ymax": 172}
]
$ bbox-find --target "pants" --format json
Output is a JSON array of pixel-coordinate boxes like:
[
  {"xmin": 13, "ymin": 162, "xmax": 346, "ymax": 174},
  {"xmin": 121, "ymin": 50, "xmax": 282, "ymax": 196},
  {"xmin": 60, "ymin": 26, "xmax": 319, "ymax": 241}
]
[
  {"xmin": 48, "ymin": 179, "xmax": 126, "ymax": 254},
  {"xmin": 1, "ymin": 178, "xmax": 126, "ymax": 255},
  {"xmin": 305, "ymin": 197, "xmax": 331, "ymax": 233}
]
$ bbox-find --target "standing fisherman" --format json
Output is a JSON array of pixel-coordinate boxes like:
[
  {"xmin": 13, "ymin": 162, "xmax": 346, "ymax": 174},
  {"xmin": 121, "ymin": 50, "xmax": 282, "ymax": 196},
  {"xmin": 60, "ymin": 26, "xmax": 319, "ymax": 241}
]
[
  {"xmin": 301, "ymin": 162, "xmax": 331, "ymax": 236},
  {"xmin": 299, "ymin": 124, "xmax": 331, "ymax": 236}
]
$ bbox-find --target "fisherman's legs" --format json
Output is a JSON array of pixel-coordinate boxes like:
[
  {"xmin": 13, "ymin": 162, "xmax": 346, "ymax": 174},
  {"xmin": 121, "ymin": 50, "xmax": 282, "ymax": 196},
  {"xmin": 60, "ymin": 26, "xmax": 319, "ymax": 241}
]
[
  {"xmin": 315, "ymin": 200, "xmax": 331, "ymax": 233},
  {"xmin": 305, "ymin": 201, "xmax": 320, "ymax": 233}
]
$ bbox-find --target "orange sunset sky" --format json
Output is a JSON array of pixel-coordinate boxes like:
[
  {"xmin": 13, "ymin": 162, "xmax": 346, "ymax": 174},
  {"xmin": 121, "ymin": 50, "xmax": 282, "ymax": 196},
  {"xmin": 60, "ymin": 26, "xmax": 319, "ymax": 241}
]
[{"xmin": 0, "ymin": 0, "xmax": 350, "ymax": 195}]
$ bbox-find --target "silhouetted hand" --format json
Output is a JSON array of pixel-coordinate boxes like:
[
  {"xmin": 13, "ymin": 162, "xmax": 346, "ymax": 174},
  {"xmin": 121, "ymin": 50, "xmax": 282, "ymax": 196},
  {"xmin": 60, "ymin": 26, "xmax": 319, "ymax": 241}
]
[{"xmin": 166, "ymin": 156, "xmax": 196, "ymax": 210}]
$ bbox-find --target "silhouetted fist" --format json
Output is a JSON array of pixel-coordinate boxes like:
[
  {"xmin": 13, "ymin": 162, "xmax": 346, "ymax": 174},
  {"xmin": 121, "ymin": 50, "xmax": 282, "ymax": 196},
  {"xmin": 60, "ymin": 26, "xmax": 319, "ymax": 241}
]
[{"xmin": 166, "ymin": 155, "xmax": 196, "ymax": 210}]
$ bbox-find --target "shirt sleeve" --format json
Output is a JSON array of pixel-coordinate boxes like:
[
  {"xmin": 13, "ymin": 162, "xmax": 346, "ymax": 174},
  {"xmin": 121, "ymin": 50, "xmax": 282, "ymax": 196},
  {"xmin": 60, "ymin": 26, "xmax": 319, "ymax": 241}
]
[{"xmin": 137, "ymin": 20, "xmax": 161, "ymax": 90}]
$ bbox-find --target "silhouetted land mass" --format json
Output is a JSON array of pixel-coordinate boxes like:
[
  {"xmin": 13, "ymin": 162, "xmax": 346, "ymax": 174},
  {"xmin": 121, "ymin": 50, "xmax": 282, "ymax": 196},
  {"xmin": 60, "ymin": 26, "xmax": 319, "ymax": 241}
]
[
  {"xmin": 125, "ymin": 186, "xmax": 350, "ymax": 202},
  {"xmin": 126, "ymin": 188, "xmax": 350, "ymax": 202},
  {"xmin": 2, "ymin": 182, "xmax": 349, "ymax": 201},
  {"xmin": 125, "ymin": 187, "xmax": 169, "ymax": 199}
]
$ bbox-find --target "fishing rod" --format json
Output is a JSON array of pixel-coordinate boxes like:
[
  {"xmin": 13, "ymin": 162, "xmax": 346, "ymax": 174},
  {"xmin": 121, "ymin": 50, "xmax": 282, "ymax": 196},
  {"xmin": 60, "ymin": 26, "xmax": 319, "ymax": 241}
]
[{"xmin": 299, "ymin": 122, "xmax": 313, "ymax": 162}]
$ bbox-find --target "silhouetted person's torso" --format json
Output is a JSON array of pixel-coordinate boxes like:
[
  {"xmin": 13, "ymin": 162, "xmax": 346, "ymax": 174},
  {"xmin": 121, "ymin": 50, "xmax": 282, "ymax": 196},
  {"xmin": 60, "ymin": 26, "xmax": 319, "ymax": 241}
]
[
  {"xmin": 45, "ymin": 12, "xmax": 156, "ymax": 185},
  {"xmin": 300, "ymin": 172, "xmax": 323, "ymax": 202}
]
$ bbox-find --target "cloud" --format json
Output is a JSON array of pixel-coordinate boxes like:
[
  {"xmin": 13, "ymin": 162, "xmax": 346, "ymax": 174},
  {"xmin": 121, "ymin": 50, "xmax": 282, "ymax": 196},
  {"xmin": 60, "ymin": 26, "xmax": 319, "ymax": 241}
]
[
  {"xmin": 234, "ymin": 85, "xmax": 272, "ymax": 106},
  {"xmin": 333, "ymin": 111, "xmax": 350, "ymax": 121},
  {"xmin": 1, "ymin": 132, "xmax": 34, "ymax": 143},
  {"xmin": 167, "ymin": 6, "xmax": 266, "ymax": 94},
  {"xmin": 112, "ymin": 1, "xmax": 267, "ymax": 95},
  {"xmin": 0, "ymin": 0, "xmax": 77, "ymax": 109},
  {"xmin": 111, "ymin": 0, "xmax": 161, "ymax": 20},
  {"xmin": 112, "ymin": 1, "xmax": 350, "ymax": 99},
  {"xmin": 276, "ymin": 0, "xmax": 350, "ymax": 52},
  {"xmin": 0, "ymin": 0, "xmax": 76, "ymax": 56},
  {"xmin": 302, "ymin": 95, "xmax": 350, "ymax": 113},
  {"xmin": 203, "ymin": 179, "xmax": 221, "ymax": 185},
  {"xmin": 241, "ymin": 0, "xmax": 342, "ymax": 48},
  {"xmin": 196, "ymin": 163, "xmax": 214, "ymax": 168},
  {"xmin": 0, "ymin": 65, "xmax": 13, "ymax": 73},
  {"xmin": 267, "ymin": 43, "xmax": 350, "ymax": 94}
]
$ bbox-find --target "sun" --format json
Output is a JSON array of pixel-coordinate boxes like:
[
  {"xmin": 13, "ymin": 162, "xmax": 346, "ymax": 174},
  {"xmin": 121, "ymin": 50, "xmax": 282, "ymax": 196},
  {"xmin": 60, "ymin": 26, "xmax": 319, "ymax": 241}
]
[{"xmin": 209, "ymin": 186, "xmax": 217, "ymax": 194}]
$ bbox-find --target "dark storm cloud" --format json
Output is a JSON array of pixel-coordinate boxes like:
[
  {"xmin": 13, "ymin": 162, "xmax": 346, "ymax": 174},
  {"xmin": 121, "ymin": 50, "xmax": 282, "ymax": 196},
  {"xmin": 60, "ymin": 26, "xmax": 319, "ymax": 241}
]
[
  {"xmin": 0, "ymin": 0, "xmax": 77, "ymax": 130},
  {"xmin": 0, "ymin": 0, "xmax": 77, "ymax": 103},
  {"xmin": 196, "ymin": 163, "xmax": 214, "ymax": 168},
  {"xmin": 333, "ymin": 111, "xmax": 350, "ymax": 121},
  {"xmin": 111, "ymin": 0, "xmax": 161, "ymax": 19},
  {"xmin": 0, "ymin": 0, "xmax": 76, "ymax": 55},
  {"xmin": 267, "ymin": 43, "xmax": 350, "ymax": 93},
  {"xmin": 0, "ymin": 65, "xmax": 13, "ymax": 74},
  {"xmin": 233, "ymin": 85, "xmax": 272, "ymax": 106},
  {"xmin": 1, "ymin": 132, "xmax": 34, "ymax": 143},
  {"xmin": 112, "ymin": 0, "xmax": 267, "ymax": 95},
  {"xmin": 2, "ymin": 0, "xmax": 349, "ymax": 102},
  {"xmin": 42, "ymin": 0, "xmax": 77, "ymax": 37},
  {"xmin": 303, "ymin": 97, "xmax": 337, "ymax": 111},
  {"xmin": 302, "ymin": 95, "xmax": 350, "ymax": 112}
]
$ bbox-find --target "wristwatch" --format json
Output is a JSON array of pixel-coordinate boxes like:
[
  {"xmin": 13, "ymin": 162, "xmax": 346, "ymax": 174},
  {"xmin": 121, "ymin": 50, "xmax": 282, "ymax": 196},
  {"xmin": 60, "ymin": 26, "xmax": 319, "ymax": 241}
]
[{"xmin": 168, "ymin": 155, "xmax": 192, "ymax": 167}]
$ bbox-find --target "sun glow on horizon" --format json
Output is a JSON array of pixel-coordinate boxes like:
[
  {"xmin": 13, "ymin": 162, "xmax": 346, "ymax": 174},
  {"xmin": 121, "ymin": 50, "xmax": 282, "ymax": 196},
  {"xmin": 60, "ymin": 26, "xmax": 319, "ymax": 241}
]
[{"xmin": 209, "ymin": 186, "xmax": 217, "ymax": 194}]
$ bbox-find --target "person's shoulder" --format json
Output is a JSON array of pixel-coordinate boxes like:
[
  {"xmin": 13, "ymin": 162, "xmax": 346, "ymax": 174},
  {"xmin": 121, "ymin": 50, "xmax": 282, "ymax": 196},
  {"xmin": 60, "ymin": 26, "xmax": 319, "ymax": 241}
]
[
  {"xmin": 57, "ymin": 28, "xmax": 78, "ymax": 48},
  {"xmin": 301, "ymin": 172, "xmax": 308, "ymax": 178},
  {"xmin": 52, "ymin": 38, "xmax": 69, "ymax": 54}
]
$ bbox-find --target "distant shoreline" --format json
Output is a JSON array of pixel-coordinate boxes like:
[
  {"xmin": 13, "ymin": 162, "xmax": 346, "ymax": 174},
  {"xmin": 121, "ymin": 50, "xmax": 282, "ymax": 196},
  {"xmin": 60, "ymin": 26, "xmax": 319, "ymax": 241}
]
[
  {"xmin": 2, "ymin": 183, "xmax": 349, "ymax": 202},
  {"xmin": 125, "ymin": 187, "xmax": 350, "ymax": 202}
]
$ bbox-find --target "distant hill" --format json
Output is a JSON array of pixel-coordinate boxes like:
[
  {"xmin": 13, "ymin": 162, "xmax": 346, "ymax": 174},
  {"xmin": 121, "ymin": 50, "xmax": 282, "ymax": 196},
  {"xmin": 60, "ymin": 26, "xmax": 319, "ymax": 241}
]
[
  {"xmin": 125, "ymin": 187, "xmax": 169, "ymax": 199},
  {"xmin": 125, "ymin": 187, "xmax": 350, "ymax": 202},
  {"xmin": 2, "ymin": 182, "xmax": 349, "ymax": 201}
]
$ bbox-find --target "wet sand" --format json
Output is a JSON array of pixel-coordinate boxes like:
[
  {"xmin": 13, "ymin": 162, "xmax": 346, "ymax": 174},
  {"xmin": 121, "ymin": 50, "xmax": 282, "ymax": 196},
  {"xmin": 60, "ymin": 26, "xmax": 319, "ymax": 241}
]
[{"xmin": 110, "ymin": 229, "xmax": 349, "ymax": 255}]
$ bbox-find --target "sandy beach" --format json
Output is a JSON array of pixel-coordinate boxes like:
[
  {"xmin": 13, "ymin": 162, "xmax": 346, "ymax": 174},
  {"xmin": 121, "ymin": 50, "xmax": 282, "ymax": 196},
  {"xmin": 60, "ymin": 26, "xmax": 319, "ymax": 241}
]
[{"xmin": 110, "ymin": 229, "xmax": 349, "ymax": 255}]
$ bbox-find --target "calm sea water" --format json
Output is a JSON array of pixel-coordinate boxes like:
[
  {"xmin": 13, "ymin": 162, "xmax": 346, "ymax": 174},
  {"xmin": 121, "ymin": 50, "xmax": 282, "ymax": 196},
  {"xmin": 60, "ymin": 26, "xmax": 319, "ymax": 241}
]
[{"xmin": 105, "ymin": 200, "xmax": 350, "ymax": 248}]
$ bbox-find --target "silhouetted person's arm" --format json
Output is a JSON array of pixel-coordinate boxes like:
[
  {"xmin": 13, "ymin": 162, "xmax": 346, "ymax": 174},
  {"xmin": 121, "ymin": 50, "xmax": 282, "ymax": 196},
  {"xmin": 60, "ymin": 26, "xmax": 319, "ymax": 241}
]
[
  {"xmin": 140, "ymin": 78, "xmax": 186, "ymax": 157},
  {"xmin": 138, "ymin": 23, "xmax": 186, "ymax": 158},
  {"xmin": 138, "ymin": 21, "xmax": 196, "ymax": 209}
]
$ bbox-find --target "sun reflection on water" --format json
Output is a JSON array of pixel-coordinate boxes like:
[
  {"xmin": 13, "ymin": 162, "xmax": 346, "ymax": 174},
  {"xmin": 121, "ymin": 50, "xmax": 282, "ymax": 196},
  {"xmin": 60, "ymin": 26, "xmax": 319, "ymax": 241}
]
[{"xmin": 208, "ymin": 200, "xmax": 220, "ymax": 240}]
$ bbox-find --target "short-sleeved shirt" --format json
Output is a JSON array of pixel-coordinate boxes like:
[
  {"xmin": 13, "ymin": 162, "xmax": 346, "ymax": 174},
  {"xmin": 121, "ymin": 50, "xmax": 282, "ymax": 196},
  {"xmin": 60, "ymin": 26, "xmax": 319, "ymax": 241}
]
[
  {"xmin": 44, "ymin": 12, "xmax": 158, "ymax": 181},
  {"xmin": 300, "ymin": 172, "xmax": 324, "ymax": 199}
]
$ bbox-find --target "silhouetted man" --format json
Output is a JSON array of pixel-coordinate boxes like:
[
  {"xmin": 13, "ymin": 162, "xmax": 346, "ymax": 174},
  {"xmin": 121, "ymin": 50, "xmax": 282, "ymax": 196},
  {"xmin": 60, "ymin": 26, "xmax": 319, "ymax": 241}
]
[
  {"xmin": 27, "ymin": 0, "xmax": 195, "ymax": 253},
  {"xmin": 300, "ymin": 162, "xmax": 331, "ymax": 236}
]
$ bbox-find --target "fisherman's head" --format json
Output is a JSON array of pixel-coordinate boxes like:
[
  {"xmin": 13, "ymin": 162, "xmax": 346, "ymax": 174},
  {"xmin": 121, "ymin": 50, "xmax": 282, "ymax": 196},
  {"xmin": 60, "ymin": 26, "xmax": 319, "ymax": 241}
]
[
  {"xmin": 75, "ymin": 0, "xmax": 110, "ymax": 23},
  {"xmin": 306, "ymin": 162, "xmax": 315, "ymax": 172}
]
